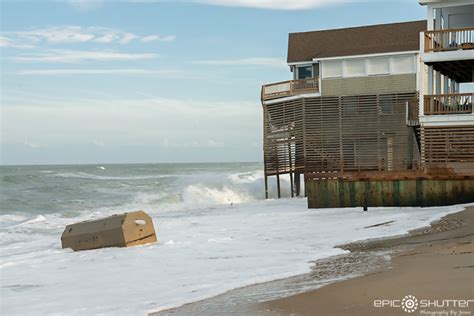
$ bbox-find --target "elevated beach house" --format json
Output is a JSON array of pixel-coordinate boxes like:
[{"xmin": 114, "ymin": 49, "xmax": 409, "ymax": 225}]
[{"xmin": 261, "ymin": 0, "xmax": 474, "ymax": 207}]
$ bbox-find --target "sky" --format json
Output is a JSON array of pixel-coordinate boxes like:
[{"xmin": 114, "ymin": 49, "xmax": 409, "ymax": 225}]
[{"xmin": 0, "ymin": 0, "xmax": 427, "ymax": 165}]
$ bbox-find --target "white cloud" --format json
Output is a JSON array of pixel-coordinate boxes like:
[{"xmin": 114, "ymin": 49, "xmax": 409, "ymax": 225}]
[
  {"xmin": 193, "ymin": 57, "xmax": 287, "ymax": 68},
  {"xmin": 0, "ymin": 36, "xmax": 35, "ymax": 49},
  {"xmin": 119, "ymin": 32, "xmax": 139, "ymax": 44},
  {"xmin": 130, "ymin": 0, "xmax": 353, "ymax": 10},
  {"xmin": 15, "ymin": 68, "xmax": 182, "ymax": 76},
  {"xmin": 141, "ymin": 35, "xmax": 160, "ymax": 42},
  {"xmin": 93, "ymin": 33, "xmax": 119, "ymax": 43},
  {"xmin": 92, "ymin": 139, "xmax": 105, "ymax": 147},
  {"xmin": 3, "ymin": 96, "xmax": 260, "ymax": 150},
  {"xmin": 11, "ymin": 49, "xmax": 158, "ymax": 63},
  {"xmin": 197, "ymin": 0, "xmax": 353, "ymax": 9},
  {"xmin": 141, "ymin": 34, "xmax": 176, "ymax": 42},
  {"xmin": 67, "ymin": 0, "xmax": 104, "ymax": 11},
  {"xmin": 3, "ymin": 26, "xmax": 175, "ymax": 46},
  {"xmin": 17, "ymin": 26, "xmax": 95, "ymax": 43},
  {"xmin": 24, "ymin": 139, "xmax": 46, "ymax": 149}
]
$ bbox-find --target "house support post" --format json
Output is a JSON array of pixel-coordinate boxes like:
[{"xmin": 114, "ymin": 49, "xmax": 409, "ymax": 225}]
[
  {"xmin": 295, "ymin": 173, "xmax": 301, "ymax": 197},
  {"xmin": 276, "ymin": 173, "xmax": 281, "ymax": 199},
  {"xmin": 264, "ymin": 175, "xmax": 269, "ymax": 199}
]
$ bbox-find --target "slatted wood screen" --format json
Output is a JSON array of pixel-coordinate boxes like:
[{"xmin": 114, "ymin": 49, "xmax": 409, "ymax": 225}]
[
  {"xmin": 263, "ymin": 92, "xmax": 421, "ymax": 178},
  {"xmin": 421, "ymin": 125, "xmax": 474, "ymax": 175},
  {"xmin": 263, "ymin": 99, "xmax": 304, "ymax": 176}
]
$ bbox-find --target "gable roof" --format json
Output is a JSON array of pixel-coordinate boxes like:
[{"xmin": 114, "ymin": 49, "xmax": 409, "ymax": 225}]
[{"xmin": 287, "ymin": 20, "xmax": 427, "ymax": 63}]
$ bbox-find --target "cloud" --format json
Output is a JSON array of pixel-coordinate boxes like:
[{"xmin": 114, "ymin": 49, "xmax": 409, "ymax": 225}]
[
  {"xmin": 67, "ymin": 0, "xmax": 104, "ymax": 11},
  {"xmin": 193, "ymin": 57, "xmax": 287, "ymax": 68},
  {"xmin": 93, "ymin": 33, "xmax": 119, "ymax": 43},
  {"xmin": 11, "ymin": 49, "xmax": 158, "ymax": 63},
  {"xmin": 16, "ymin": 26, "xmax": 95, "ymax": 43},
  {"xmin": 0, "ymin": 36, "xmax": 35, "ymax": 49},
  {"xmin": 195, "ymin": 0, "xmax": 353, "ymax": 9},
  {"xmin": 24, "ymin": 139, "xmax": 46, "ymax": 149},
  {"xmin": 3, "ymin": 96, "xmax": 260, "ymax": 151},
  {"xmin": 119, "ymin": 32, "xmax": 139, "ymax": 44},
  {"xmin": 130, "ymin": 0, "xmax": 353, "ymax": 10},
  {"xmin": 3, "ymin": 26, "xmax": 175, "ymax": 46},
  {"xmin": 141, "ymin": 35, "xmax": 176, "ymax": 42},
  {"xmin": 92, "ymin": 139, "xmax": 105, "ymax": 147},
  {"xmin": 15, "ymin": 68, "xmax": 182, "ymax": 76},
  {"xmin": 192, "ymin": 139, "xmax": 225, "ymax": 148}
]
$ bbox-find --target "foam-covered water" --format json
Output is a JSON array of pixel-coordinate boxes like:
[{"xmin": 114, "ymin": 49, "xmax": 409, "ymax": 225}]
[{"xmin": 0, "ymin": 163, "xmax": 468, "ymax": 315}]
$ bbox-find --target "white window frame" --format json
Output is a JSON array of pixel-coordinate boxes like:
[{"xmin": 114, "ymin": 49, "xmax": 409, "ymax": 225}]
[{"xmin": 320, "ymin": 53, "xmax": 416, "ymax": 79}]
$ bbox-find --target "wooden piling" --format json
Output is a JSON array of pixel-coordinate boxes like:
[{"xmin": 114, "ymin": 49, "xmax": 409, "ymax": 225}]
[
  {"xmin": 290, "ymin": 172, "xmax": 294, "ymax": 197},
  {"xmin": 295, "ymin": 172, "xmax": 301, "ymax": 196},
  {"xmin": 264, "ymin": 175, "xmax": 269, "ymax": 199},
  {"xmin": 276, "ymin": 173, "xmax": 281, "ymax": 199}
]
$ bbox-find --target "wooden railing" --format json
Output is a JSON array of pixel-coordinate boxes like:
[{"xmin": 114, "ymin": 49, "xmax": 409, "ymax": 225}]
[
  {"xmin": 262, "ymin": 78, "xmax": 319, "ymax": 101},
  {"xmin": 424, "ymin": 93, "xmax": 473, "ymax": 115},
  {"xmin": 424, "ymin": 27, "xmax": 474, "ymax": 52}
]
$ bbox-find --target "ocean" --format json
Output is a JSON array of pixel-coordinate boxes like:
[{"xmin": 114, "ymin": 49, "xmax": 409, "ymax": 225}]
[{"xmin": 0, "ymin": 163, "xmax": 466, "ymax": 315}]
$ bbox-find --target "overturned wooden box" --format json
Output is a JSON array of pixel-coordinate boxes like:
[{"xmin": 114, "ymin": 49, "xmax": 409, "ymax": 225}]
[{"xmin": 61, "ymin": 210, "xmax": 157, "ymax": 251}]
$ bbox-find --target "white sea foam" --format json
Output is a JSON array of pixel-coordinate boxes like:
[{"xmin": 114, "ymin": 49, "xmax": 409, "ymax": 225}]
[
  {"xmin": 51, "ymin": 172, "xmax": 179, "ymax": 181},
  {"xmin": 1, "ymin": 198, "xmax": 470, "ymax": 316},
  {"xmin": 227, "ymin": 170, "xmax": 264, "ymax": 184},
  {"xmin": 181, "ymin": 184, "xmax": 253, "ymax": 207}
]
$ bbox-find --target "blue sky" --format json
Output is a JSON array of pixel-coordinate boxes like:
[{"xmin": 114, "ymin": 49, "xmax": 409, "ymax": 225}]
[{"xmin": 1, "ymin": 0, "xmax": 426, "ymax": 165}]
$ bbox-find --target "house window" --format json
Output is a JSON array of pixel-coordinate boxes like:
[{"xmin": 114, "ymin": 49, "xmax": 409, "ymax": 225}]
[
  {"xmin": 344, "ymin": 59, "xmax": 366, "ymax": 77},
  {"xmin": 297, "ymin": 66, "xmax": 313, "ymax": 79},
  {"xmin": 379, "ymin": 96, "xmax": 394, "ymax": 114},
  {"xmin": 322, "ymin": 61, "xmax": 343, "ymax": 78},
  {"xmin": 342, "ymin": 96, "xmax": 358, "ymax": 114},
  {"xmin": 368, "ymin": 57, "xmax": 390, "ymax": 75},
  {"xmin": 390, "ymin": 55, "xmax": 415, "ymax": 74}
]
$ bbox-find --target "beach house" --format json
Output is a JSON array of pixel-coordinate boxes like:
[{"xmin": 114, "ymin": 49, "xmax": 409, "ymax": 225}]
[{"xmin": 261, "ymin": 0, "xmax": 474, "ymax": 207}]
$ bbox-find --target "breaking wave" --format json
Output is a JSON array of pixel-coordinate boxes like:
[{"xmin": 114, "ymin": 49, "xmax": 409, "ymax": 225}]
[{"xmin": 51, "ymin": 172, "xmax": 179, "ymax": 181}]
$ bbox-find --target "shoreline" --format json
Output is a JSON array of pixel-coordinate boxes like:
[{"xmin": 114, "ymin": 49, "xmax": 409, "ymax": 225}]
[{"xmin": 153, "ymin": 205, "xmax": 474, "ymax": 316}]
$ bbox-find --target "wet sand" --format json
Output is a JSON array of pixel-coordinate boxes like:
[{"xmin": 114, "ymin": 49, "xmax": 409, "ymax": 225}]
[
  {"xmin": 260, "ymin": 206, "xmax": 474, "ymax": 316},
  {"xmin": 153, "ymin": 206, "xmax": 474, "ymax": 316}
]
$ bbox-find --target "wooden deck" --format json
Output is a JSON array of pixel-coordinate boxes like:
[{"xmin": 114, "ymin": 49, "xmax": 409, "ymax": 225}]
[
  {"xmin": 424, "ymin": 93, "xmax": 473, "ymax": 115},
  {"xmin": 424, "ymin": 27, "xmax": 474, "ymax": 53},
  {"xmin": 261, "ymin": 78, "xmax": 319, "ymax": 101}
]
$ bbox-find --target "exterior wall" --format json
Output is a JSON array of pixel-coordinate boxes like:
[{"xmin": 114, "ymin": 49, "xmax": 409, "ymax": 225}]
[
  {"xmin": 306, "ymin": 178, "xmax": 474, "ymax": 208},
  {"xmin": 321, "ymin": 74, "xmax": 417, "ymax": 97}
]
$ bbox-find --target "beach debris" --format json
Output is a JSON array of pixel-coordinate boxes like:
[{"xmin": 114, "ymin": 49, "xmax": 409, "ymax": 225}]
[
  {"xmin": 61, "ymin": 210, "xmax": 157, "ymax": 251},
  {"xmin": 363, "ymin": 220, "xmax": 396, "ymax": 229}
]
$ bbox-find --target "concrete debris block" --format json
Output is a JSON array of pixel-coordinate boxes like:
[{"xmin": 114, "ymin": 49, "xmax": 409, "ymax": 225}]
[{"xmin": 61, "ymin": 210, "xmax": 157, "ymax": 251}]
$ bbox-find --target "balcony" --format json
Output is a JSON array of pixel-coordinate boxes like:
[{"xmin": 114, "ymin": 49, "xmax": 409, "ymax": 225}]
[
  {"xmin": 261, "ymin": 78, "xmax": 319, "ymax": 101},
  {"xmin": 424, "ymin": 27, "xmax": 474, "ymax": 53},
  {"xmin": 424, "ymin": 93, "xmax": 473, "ymax": 115}
]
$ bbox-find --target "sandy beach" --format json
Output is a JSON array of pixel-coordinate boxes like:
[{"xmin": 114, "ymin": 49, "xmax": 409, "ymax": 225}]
[
  {"xmin": 260, "ymin": 206, "xmax": 474, "ymax": 316},
  {"xmin": 156, "ymin": 205, "xmax": 474, "ymax": 316}
]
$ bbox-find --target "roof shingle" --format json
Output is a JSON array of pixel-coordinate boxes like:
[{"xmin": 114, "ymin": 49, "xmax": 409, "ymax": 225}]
[{"xmin": 287, "ymin": 20, "xmax": 427, "ymax": 63}]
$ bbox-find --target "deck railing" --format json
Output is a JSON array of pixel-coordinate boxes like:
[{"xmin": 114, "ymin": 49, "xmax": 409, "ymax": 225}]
[
  {"xmin": 262, "ymin": 78, "xmax": 319, "ymax": 101},
  {"xmin": 424, "ymin": 27, "xmax": 474, "ymax": 52},
  {"xmin": 424, "ymin": 93, "xmax": 473, "ymax": 115}
]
